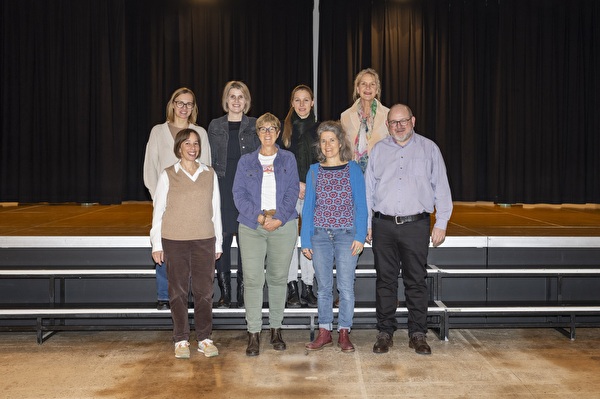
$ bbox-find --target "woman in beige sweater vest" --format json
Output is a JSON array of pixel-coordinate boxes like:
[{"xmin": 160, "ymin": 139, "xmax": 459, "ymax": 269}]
[{"xmin": 150, "ymin": 129, "xmax": 222, "ymax": 359}]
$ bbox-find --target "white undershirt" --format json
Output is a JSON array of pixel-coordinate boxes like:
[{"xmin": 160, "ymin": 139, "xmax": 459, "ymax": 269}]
[{"xmin": 259, "ymin": 153, "xmax": 277, "ymax": 210}]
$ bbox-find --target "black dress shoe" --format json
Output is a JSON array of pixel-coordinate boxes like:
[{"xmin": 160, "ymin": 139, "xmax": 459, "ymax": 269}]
[
  {"xmin": 246, "ymin": 332, "xmax": 260, "ymax": 356},
  {"xmin": 270, "ymin": 328, "xmax": 286, "ymax": 351},
  {"xmin": 373, "ymin": 331, "xmax": 393, "ymax": 354},
  {"xmin": 409, "ymin": 333, "xmax": 432, "ymax": 355},
  {"xmin": 157, "ymin": 300, "xmax": 170, "ymax": 310}
]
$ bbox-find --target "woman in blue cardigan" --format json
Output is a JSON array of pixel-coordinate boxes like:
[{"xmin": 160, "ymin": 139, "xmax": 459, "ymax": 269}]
[{"xmin": 300, "ymin": 120, "xmax": 368, "ymax": 353}]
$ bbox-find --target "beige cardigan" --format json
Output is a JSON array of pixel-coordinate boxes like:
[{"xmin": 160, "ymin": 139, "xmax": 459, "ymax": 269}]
[
  {"xmin": 340, "ymin": 98, "xmax": 390, "ymax": 157},
  {"xmin": 143, "ymin": 122, "xmax": 211, "ymax": 199}
]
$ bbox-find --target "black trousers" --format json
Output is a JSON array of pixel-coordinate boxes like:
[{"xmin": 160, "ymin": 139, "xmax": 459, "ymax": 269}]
[{"xmin": 372, "ymin": 217, "xmax": 430, "ymax": 337}]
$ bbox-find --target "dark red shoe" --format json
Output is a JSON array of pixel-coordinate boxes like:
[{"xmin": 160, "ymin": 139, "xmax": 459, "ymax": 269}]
[
  {"xmin": 305, "ymin": 328, "xmax": 333, "ymax": 351},
  {"xmin": 337, "ymin": 329, "xmax": 355, "ymax": 352}
]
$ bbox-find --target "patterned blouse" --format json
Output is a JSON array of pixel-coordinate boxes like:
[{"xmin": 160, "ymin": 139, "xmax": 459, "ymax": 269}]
[{"xmin": 313, "ymin": 164, "xmax": 354, "ymax": 228}]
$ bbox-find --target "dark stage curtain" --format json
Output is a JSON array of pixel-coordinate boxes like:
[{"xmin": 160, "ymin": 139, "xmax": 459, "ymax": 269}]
[
  {"xmin": 0, "ymin": 0, "xmax": 314, "ymax": 203},
  {"xmin": 1, "ymin": 0, "xmax": 130, "ymax": 204},
  {"xmin": 1, "ymin": 0, "xmax": 599, "ymax": 204},
  {"xmin": 318, "ymin": 0, "xmax": 600, "ymax": 204}
]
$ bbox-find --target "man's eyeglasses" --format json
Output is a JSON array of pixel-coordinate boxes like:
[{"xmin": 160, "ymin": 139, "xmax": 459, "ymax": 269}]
[
  {"xmin": 388, "ymin": 118, "xmax": 412, "ymax": 127},
  {"xmin": 174, "ymin": 101, "xmax": 194, "ymax": 109},
  {"xmin": 258, "ymin": 126, "xmax": 278, "ymax": 134}
]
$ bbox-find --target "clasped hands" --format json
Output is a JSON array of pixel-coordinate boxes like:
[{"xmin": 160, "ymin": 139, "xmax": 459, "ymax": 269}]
[{"xmin": 258, "ymin": 213, "xmax": 282, "ymax": 232}]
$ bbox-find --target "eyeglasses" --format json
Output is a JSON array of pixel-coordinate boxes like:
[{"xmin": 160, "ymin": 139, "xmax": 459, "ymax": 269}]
[
  {"xmin": 258, "ymin": 126, "xmax": 278, "ymax": 134},
  {"xmin": 388, "ymin": 118, "xmax": 412, "ymax": 127},
  {"xmin": 174, "ymin": 100, "xmax": 194, "ymax": 109}
]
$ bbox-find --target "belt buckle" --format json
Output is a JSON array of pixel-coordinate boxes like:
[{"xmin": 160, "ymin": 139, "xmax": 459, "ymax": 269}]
[{"xmin": 394, "ymin": 215, "xmax": 405, "ymax": 225}]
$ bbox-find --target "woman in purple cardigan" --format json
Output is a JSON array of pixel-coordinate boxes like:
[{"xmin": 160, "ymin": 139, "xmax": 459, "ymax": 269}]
[{"xmin": 232, "ymin": 112, "xmax": 300, "ymax": 356}]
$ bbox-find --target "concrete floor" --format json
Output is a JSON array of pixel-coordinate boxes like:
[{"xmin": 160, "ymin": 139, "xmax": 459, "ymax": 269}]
[{"xmin": 2, "ymin": 328, "xmax": 600, "ymax": 398}]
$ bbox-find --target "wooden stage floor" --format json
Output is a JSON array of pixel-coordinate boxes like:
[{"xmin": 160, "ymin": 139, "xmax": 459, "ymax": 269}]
[{"xmin": 1, "ymin": 201, "xmax": 599, "ymax": 238}]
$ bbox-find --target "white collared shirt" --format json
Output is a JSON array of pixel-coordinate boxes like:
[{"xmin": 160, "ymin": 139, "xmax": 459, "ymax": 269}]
[{"xmin": 150, "ymin": 160, "xmax": 223, "ymax": 254}]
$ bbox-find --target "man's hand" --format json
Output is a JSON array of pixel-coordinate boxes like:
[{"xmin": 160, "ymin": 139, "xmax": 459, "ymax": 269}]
[{"xmin": 431, "ymin": 227, "xmax": 446, "ymax": 247}]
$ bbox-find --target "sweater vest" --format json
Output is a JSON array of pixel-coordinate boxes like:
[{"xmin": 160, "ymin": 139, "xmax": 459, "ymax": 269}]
[{"xmin": 162, "ymin": 166, "xmax": 215, "ymax": 241}]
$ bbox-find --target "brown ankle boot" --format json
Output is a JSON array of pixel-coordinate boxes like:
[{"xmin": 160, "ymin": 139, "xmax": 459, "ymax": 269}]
[
  {"xmin": 270, "ymin": 328, "xmax": 286, "ymax": 351},
  {"xmin": 246, "ymin": 332, "xmax": 260, "ymax": 356},
  {"xmin": 305, "ymin": 328, "xmax": 333, "ymax": 351},
  {"xmin": 337, "ymin": 328, "xmax": 355, "ymax": 352}
]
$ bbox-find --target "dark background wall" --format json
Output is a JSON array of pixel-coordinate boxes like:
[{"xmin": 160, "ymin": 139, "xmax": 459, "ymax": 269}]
[{"xmin": 1, "ymin": 0, "xmax": 599, "ymax": 205}]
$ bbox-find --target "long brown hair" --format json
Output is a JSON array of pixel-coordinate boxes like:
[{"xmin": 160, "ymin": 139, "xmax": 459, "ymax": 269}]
[{"xmin": 282, "ymin": 85, "xmax": 314, "ymax": 148}]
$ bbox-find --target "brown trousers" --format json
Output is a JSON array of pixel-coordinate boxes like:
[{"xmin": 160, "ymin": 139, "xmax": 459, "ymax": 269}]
[{"xmin": 162, "ymin": 237, "xmax": 215, "ymax": 342}]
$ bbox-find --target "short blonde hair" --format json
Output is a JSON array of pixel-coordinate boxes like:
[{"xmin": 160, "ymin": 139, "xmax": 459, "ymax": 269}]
[
  {"xmin": 221, "ymin": 81, "xmax": 252, "ymax": 114},
  {"xmin": 256, "ymin": 112, "xmax": 281, "ymax": 132}
]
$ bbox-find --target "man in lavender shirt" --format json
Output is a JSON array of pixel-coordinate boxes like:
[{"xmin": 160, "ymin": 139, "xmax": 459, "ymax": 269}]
[{"xmin": 365, "ymin": 103, "xmax": 453, "ymax": 355}]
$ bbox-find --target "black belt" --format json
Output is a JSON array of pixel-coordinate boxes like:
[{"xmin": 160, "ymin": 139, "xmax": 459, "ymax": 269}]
[{"xmin": 373, "ymin": 211, "xmax": 429, "ymax": 225}]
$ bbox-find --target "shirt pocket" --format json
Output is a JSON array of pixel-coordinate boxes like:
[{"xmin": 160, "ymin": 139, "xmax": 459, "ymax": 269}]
[{"xmin": 245, "ymin": 168, "xmax": 261, "ymax": 179}]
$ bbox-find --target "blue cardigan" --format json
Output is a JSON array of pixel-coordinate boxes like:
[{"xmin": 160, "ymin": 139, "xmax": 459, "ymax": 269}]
[
  {"xmin": 300, "ymin": 161, "xmax": 368, "ymax": 250},
  {"xmin": 233, "ymin": 146, "xmax": 300, "ymax": 229}
]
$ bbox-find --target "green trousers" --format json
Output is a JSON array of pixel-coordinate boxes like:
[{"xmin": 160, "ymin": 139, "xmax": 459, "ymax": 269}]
[{"xmin": 238, "ymin": 220, "xmax": 298, "ymax": 333}]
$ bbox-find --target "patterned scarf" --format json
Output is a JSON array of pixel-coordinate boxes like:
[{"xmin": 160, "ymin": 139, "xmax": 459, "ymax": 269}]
[{"xmin": 354, "ymin": 100, "xmax": 378, "ymax": 172}]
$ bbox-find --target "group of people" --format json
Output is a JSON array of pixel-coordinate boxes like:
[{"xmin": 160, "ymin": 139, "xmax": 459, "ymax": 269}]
[{"xmin": 145, "ymin": 68, "xmax": 453, "ymax": 360}]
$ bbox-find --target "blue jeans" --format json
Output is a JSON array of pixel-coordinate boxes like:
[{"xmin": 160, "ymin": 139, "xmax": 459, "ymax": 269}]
[
  {"xmin": 156, "ymin": 261, "xmax": 169, "ymax": 301},
  {"xmin": 311, "ymin": 227, "xmax": 358, "ymax": 331}
]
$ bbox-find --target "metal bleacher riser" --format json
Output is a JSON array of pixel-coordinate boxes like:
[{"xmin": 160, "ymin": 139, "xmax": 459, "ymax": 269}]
[{"xmin": 1, "ymin": 235, "xmax": 600, "ymax": 343}]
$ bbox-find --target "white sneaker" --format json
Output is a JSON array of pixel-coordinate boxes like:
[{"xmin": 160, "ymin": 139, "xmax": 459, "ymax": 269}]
[
  {"xmin": 174, "ymin": 340, "xmax": 190, "ymax": 359},
  {"xmin": 198, "ymin": 338, "xmax": 219, "ymax": 357}
]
